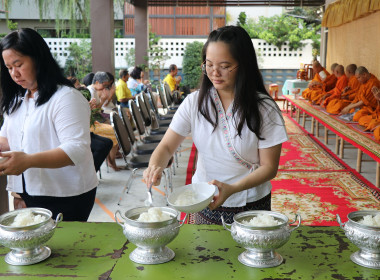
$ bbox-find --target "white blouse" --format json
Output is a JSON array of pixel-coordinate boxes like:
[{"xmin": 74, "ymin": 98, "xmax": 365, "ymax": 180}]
[
  {"xmin": 169, "ymin": 89, "xmax": 288, "ymax": 207},
  {"xmin": 0, "ymin": 86, "xmax": 98, "ymax": 197}
]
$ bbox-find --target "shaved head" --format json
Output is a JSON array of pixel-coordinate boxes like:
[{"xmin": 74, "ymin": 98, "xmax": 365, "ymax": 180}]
[
  {"xmin": 331, "ymin": 63, "xmax": 339, "ymax": 72},
  {"xmin": 335, "ymin": 65, "xmax": 344, "ymax": 75},
  {"xmin": 355, "ymin": 66, "xmax": 371, "ymax": 84},
  {"xmin": 356, "ymin": 66, "xmax": 369, "ymax": 75}
]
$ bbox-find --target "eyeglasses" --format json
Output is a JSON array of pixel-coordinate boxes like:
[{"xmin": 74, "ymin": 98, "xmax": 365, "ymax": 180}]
[{"xmin": 201, "ymin": 61, "xmax": 238, "ymax": 76}]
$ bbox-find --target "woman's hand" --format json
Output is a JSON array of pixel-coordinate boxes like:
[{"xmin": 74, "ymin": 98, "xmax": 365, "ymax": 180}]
[
  {"xmin": 207, "ymin": 180, "xmax": 236, "ymax": 210},
  {"xmin": 143, "ymin": 165, "xmax": 165, "ymax": 187},
  {"xmin": 0, "ymin": 151, "xmax": 30, "ymax": 176}
]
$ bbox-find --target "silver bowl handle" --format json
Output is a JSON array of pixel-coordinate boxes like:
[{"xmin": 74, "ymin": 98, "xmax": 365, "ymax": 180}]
[
  {"xmin": 173, "ymin": 213, "xmax": 188, "ymax": 230},
  {"xmin": 53, "ymin": 213, "xmax": 63, "ymax": 229},
  {"xmin": 336, "ymin": 214, "xmax": 346, "ymax": 229},
  {"xmin": 289, "ymin": 213, "xmax": 301, "ymax": 232},
  {"xmin": 114, "ymin": 210, "xmax": 125, "ymax": 226},
  {"xmin": 221, "ymin": 216, "xmax": 232, "ymax": 232}
]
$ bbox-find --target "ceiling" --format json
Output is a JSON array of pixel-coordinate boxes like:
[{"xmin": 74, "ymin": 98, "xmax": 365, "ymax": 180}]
[{"xmin": 127, "ymin": 0, "xmax": 326, "ymax": 7}]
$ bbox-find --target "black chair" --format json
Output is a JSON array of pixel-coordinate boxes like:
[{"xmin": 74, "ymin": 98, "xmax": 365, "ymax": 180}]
[
  {"xmin": 118, "ymin": 106, "xmax": 159, "ymax": 155},
  {"xmin": 136, "ymin": 96, "xmax": 167, "ymax": 135},
  {"xmin": 142, "ymin": 92, "xmax": 172, "ymax": 127},
  {"xmin": 129, "ymin": 99, "xmax": 164, "ymax": 144},
  {"xmin": 90, "ymin": 132, "xmax": 113, "ymax": 177},
  {"xmin": 149, "ymin": 90, "xmax": 175, "ymax": 120},
  {"xmin": 157, "ymin": 85, "xmax": 177, "ymax": 115},
  {"xmin": 163, "ymin": 82, "xmax": 180, "ymax": 110},
  {"xmin": 110, "ymin": 112, "xmax": 172, "ymax": 206}
]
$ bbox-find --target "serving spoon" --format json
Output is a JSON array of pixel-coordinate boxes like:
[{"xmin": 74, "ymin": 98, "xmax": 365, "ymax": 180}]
[{"xmin": 144, "ymin": 183, "xmax": 153, "ymax": 206}]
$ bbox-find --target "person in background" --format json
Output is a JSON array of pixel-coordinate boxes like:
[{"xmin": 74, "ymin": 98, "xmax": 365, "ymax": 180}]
[
  {"xmin": 143, "ymin": 26, "xmax": 287, "ymax": 225},
  {"xmin": 127, "ymin": 66, "xmax": 146, "ymax": 97},
  {"xmin": 116, "ymin": 69, "xmax": 134, "ymax": 108},
  {"xmin": 163, "ymin": 64, "xmax": 182, "ymax": 92},
  {"xmin": 87, "ymin": 71, "xmax": 112, "ymax": 110},
  {"xmin": 82, "ymin": 72, "xmax": 95, "ymax": 87},
  {"xmin": 0, "ymin": 28, "xmax": 98, "ymax": 221}
]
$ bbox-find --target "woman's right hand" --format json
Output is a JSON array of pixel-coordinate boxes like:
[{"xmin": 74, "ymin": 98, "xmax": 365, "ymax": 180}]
[{"xmin": 143, "ymin": 165, "xmax": 165, "ymax": 187}]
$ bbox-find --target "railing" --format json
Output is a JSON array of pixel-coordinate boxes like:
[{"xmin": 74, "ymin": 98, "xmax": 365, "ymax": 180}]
[{"xmin": 45, "ymin": 38, "xmax": 314, "ymax": 71}]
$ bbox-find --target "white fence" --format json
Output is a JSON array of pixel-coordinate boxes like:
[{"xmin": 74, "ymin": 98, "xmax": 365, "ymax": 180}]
[{"xmin": 45, "ymin": 38, "xmax": 314, "ymax": 70}]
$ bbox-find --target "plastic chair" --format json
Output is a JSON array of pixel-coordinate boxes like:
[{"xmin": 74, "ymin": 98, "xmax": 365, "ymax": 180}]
[{"xmin": 136, "ymin": 96, "xmax": 167, "ymax": 135}]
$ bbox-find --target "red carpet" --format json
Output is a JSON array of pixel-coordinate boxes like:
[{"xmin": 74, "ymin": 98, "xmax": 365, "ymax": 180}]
[{"xmin": 185, "ymin": 113, "xmax": 380, "ymax": 226}]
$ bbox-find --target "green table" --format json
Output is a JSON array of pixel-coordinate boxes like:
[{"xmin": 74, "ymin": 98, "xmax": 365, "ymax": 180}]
[{"xmin": 1, "ymin": 222, "xmax": 379, "ymax": 279}]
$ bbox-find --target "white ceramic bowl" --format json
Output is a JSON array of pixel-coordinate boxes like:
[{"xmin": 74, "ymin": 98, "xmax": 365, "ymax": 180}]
[{"xmin": 167, "ymin": 182, "xmax": 216, "ymax": 213}]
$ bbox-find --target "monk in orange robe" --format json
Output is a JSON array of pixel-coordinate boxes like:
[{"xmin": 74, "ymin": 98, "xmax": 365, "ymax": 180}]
[
  {"xmin": 339, "ymin": 67, "xmax": 380, "ymax": 122},
  {"xmin": 320, "ymin": 65, "xmax": 348, "ymax": 107},
  {"xmin": 302, "ymin": 61, "xmax": 335, "ymax": 100},
  {"xmin": 309, "ymin": 63, "xmax": 339, "ymax": 104},
  {"xmin": 326, "ymin": 64, "xmax": 360, "ymax": 114},
  {"xmin": 358, "ymin": 87, "xmax": 380, "ymax": 138}
]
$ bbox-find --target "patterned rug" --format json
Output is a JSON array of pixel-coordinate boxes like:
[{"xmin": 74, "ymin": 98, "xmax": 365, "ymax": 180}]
[{"xmin": 185, "ymin": 114, "xmax": 380, "ymax": 225}]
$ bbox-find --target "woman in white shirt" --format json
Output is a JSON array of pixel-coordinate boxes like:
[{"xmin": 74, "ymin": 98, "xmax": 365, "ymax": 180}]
[
  {"xmin": 0, "ymin": 28, "xmax": 98, "ymax": 221},
  {"xmin": 143, "ymin": 26, "xmax": 288, "ymax": 224}
]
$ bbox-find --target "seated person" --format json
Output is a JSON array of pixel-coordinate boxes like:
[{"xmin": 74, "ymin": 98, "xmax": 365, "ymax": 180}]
[
  {"xmin": 127, "ymin": 66, "xmax": 146, "ymax": 97},
  {"xmin": 309, "ymin": 63, "xmax": 338, "ymax": 104},
  {"xmin": 163, "ymin": 64, "xmax": 182, "ymax": 92},
  {"xmin": 116, "ymin": 69, "xmax": 134, "ymax": 108},
  {"xmin": 320, "ymin": 65, "xmax": 348, "ymax": 107},
  {"xmin": 339, "ymin": 67, "xmax": 380, "ymax": 122},
  {"xmin": 326, "ymin": 64, "xmax": 360, "ymax": 114}
]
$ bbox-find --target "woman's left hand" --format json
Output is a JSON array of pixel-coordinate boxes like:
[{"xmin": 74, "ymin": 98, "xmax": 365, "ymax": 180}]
[
  {"xmin": 0, "ymin": 151, "xmax": 30, "ymax": 176},
  {"xmin": 208, "ymin": 179, "xmax": 235, "ymax": 210}
]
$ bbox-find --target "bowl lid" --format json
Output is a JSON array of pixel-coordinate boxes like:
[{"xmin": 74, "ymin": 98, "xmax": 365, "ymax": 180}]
[
  {"xmin": 122, "ymin": 206, "xmax": 179, "ymax": 228},
  {"xmin": 233, "ymin": 210, "xmax": 288, "ymax": 230},
  {"xmin": 0, "ymin": 208, "xmax": 52, "ymax": 230}
]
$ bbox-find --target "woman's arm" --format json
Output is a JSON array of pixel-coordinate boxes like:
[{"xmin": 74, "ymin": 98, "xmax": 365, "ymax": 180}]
[
  {"xmin": 208, "ymin": 143, "xmax": 282, "ymax": 210},
  {"xmin": 0, "ymin": 148, "xmax": 72, "ymax": 175},
  {"xmin": 143, "ymin": 128, "xmax": 185, "ymax": 186}
]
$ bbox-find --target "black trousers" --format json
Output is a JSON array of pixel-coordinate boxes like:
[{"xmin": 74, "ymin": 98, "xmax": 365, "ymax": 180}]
[
  {"xmin": 19, "ymin": 173, "xmax": 97, "ymax": 222},
  {"xmin": 90, "ymin": 132, "xmax": 113, "ymax": 172}
]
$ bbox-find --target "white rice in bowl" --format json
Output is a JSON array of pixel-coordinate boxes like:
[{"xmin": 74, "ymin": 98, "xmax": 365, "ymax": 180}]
[
  {"xmin": 136, "ymin": 207, "xmax": 172, "ymax": 223},
  {"xmin": 11, "ymin": 210, "xmax": 46, "ymax": 227},
  {"xmin": 174, "ymin": 189, "xmax": 200, "ymax": 206},
  {"xmin": 241, "ymin": 214, "xmax": 282, "ymax": 227},
  {"xmin": 358, "ymin": 214, "xmax": 380, "ymax": 227}
]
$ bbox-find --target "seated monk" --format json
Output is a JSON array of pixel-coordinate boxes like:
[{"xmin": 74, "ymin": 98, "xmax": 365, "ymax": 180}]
[
  {"xmin": 339, "ymin": 66, "xmax": 380, "ymax": 122},
  {"xmin": 358, "ymin": 87, "xmax": 380, "ymax": 141},
  {"xmin": 320, "ymin": 65, "xmax": 348, "ymax": 107},
  {"xmin": 326, "ymin": 64, "xmax": 360, "ymax": 114},
  {"xmin": 302, "ymin": 61, "xmax": 337, "ymax": 101},
  {"xmin": 310, "ymin": 63, "xmax": 339, "ymax": 104}
]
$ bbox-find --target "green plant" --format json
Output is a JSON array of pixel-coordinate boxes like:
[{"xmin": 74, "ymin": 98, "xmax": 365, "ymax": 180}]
[
  {"xmin": 145, "ymin": 30, "xmax": 170, "ymax": 71},
  {"xmin": 6, "ymin": 20, "xmax": 18, "ymax": 31},
  {"xmin": 125, "ymin": 48, "xmax": 135, "ymax": 68},
  {"xmin": 64, "ymin": 40, "xmax": 92, "ymax": 81},
  {"xmin": 182, "ymin": 41, "xmax": 204, "ymax": 90}
]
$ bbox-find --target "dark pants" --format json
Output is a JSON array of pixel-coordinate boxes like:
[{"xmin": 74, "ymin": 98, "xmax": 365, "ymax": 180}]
[
  {"xmin": 90, "ymin": 132, "xmax": 113, "ymax": 172},
  {"xmin": 19, "ymin": 186, "xmax": 97, "ymax": 222}
]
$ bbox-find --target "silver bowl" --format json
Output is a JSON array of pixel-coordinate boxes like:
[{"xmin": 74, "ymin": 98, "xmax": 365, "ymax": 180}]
[
  {"xmin": 0, "ymin": 208, "xmax": 62, "ymax": 265},
  {"xmin": 222, "ymin": 210, "xmax": 301, "ymax": 268},
  {"xmin": 337, "ymin": 210, "xmax": 380, "ymax": 269},
  {"xmin": 115, "ymin": 206, "xmax": 186, "ymax": 264}
]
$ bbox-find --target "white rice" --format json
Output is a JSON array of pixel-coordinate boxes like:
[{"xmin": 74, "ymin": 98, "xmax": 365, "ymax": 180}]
[
  {"xmin": 136, "ymin": 207, "xmax": 172, "ymax": 223},
  {"xmin": 241, "ymin": 214, "xmax": 281, "ymax": 227},
  {"xmin": 174, "ymin": 189, "xmax": 200, "ymax": 206},
  {"xmin": 11, "ymin": 210, "xmax": 46, "ymax": 227},
  {"xmin": 358, "ymin": 214, "xmax": 380, "ymax": 227}
]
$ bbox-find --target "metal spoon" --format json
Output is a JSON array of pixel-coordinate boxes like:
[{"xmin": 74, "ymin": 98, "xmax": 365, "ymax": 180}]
[{"xmin": 144, "ymin": 183, "xmax": 153, "ymax": 206}]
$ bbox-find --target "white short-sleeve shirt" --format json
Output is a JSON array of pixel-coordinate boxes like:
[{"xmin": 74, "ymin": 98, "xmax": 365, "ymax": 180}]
[
  {"xmin": 0, "ymin": 86, "xmax": 98, "ymax": 197},
  {"xmin": 169, "ymin": 89, "xmax": 288, "ymax": 207}
]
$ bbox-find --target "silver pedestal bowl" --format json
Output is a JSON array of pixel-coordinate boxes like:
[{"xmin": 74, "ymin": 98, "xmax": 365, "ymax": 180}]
[
  {"xmin": 337, "ymin": 210, "xmax": 380, "ymax": 269},
  {"xmin": 115, "ymin": 206, "xmax": 186, "ymax": 264},
  {"xmin": 222, "ymin": 210, "xmax": 301, "ymax": 268},
  {"xmin": 0, "ymin": 208, "xmax": 63, "ymax": 265}
]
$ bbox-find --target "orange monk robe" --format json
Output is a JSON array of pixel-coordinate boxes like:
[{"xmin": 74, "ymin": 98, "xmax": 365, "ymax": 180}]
[
  {"xmin": 302, "ymin": 68, "xmax": 330, "ymax": 100},
  {"xmin": 342, "ymin": 76, "xmax": 361, "ymax": 101},
  {"xmin": 309, "ymin": 74, "xmax": 337, "ymax": 103},
  {"xmin": 320, "ymin": 75, "xmax": 348, "ymax": 107},
  {"xmin": 326, "ymin": 75, "xmax": 363, "ymax": 114},
  {"xmin": 358, "ymin": 104, "xmax": 380, "ymax": 129},
  {"xmin": 352, "ymin": 74, "xmax": 380, "ymax": 122},
  {"xmin": 374, "ymin": 126, "xmax": 380, "ymax": 142}
]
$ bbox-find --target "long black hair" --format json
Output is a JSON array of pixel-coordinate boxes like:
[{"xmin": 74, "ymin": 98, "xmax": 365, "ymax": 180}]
[
  {"xmin": 198, "ymin": 25, "xmax": 275, "ymax": 139},
  {"xmin": 0, "ymin": 28, "xmax": 73, "ymax": 114}
]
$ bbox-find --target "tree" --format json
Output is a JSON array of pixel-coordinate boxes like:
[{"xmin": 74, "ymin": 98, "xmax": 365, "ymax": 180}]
[
  {"xmin": 64, "ymin": 40, "xmax": 92, "ymax": 81},
  {"xmin": 146, "ymin": 30, "xmax": 170, "ymax": 72},
  {"xmin": 237, "ymin": 12, "xmax": 247, "ymax": 27},
  {"xmin": 182, "ymin": 41, "xmax": 204, "ymax": 89}
]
